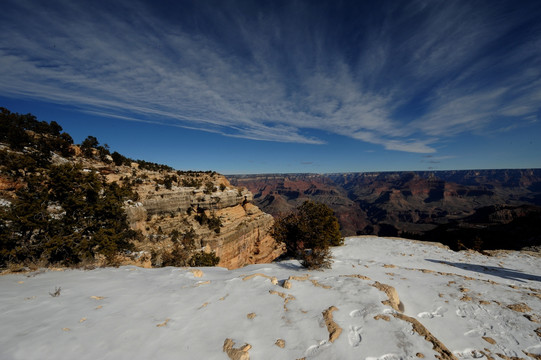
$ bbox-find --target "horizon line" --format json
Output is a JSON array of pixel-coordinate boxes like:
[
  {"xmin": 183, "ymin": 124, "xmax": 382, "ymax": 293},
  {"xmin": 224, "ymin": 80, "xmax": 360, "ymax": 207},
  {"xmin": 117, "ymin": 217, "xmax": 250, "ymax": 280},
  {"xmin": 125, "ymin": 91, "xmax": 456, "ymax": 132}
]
[{"xmin": 224, "ymin": 167, "xmax": 541, "ymax": 177}]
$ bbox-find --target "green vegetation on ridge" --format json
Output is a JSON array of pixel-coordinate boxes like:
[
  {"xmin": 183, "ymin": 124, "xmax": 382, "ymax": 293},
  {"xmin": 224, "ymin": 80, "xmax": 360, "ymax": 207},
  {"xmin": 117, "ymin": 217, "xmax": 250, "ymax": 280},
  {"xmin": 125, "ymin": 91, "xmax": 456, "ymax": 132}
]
[
  {"xmin": 0, "ymin": 108, "xmax": 140, "ymax": 267},
  {"xmin": 0, "ymin": 108, "xmax": 223, "ymax": 269}
]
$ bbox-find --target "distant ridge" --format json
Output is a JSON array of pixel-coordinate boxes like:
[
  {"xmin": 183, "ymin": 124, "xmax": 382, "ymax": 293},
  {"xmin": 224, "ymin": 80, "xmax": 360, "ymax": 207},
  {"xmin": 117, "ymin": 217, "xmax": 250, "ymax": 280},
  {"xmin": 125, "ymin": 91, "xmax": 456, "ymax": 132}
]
[{"xmin": 229, "ymin": 168, "xmax": 541, "ymax": 176}]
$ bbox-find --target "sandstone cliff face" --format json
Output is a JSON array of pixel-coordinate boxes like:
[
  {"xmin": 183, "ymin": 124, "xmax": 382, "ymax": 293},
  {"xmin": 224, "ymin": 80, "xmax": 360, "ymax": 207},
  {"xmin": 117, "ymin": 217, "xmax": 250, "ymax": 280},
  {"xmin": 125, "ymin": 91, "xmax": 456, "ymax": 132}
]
[
  {"xmin": 124, "ymin": 187, "xmax": 253, "ymax": 231},
  {"xmin": 136, "ymin": 188, "xmax": 253, "ymax": 218},
  {"xmin": 122, "ymin": 171, "xmax": 282, "ymax": 269},
  {"xmin": 207, "ymin": 203, "xmax": 282, "ymax": 269}
]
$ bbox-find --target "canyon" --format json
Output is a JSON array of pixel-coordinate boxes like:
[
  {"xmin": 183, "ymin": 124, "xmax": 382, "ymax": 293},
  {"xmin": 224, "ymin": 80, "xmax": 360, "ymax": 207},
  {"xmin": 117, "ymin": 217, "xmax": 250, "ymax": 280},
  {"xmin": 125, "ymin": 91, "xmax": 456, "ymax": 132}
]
[{"xmin": 228, "ymin": 169, "xmax": 541, "ymax": 250}]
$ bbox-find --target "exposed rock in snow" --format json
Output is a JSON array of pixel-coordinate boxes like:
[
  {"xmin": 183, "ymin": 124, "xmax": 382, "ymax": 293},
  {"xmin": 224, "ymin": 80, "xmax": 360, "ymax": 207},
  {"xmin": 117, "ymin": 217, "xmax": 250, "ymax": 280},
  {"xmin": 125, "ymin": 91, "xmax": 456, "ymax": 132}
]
[
  {"xmin": 223, "ymin": 338, "xmax": 252, "ymax": 360},
  {"xmin": 242, "ymin": 273, "xmax": 278, "ymax": 285},
  {"xmin": 392, "ymin": 312, "xmax": 457, "ymax": 360},
  {"xmin": 274, "ymin": 339, "xmax": 285, "ymax": 348},
  {"xmin": 371, "ymin": 281, "xmax": 403, "ymax": 312},
  {"xmin": 189, "ymin": 269, "xmax": 204, "ymax": 278},
  {"xmin": 322, "ymin": 306, "xmax": 343, "ymax": 343}
]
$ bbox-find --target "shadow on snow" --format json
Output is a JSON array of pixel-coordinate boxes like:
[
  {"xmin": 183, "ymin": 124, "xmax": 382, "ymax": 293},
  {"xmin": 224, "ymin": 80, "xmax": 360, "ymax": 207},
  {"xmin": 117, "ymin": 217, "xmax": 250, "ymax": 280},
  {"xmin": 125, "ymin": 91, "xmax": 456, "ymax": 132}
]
[{"xmin": 425, "ymin": 259, "xmax": 541, "ymax": 283}]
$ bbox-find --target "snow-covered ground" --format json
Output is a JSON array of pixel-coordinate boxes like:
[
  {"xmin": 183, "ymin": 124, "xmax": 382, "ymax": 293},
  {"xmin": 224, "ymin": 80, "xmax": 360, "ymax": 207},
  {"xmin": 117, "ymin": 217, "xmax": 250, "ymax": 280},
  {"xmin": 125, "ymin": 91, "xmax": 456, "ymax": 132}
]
[{"xmin": 1, "ymin": 237, "xmax": 540, "ymax": 360}]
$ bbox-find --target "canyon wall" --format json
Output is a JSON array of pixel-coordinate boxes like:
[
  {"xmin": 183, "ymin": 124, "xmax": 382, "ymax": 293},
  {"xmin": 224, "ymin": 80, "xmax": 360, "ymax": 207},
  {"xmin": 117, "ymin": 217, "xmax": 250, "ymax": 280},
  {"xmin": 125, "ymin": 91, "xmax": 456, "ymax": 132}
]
[
  {"xmin": 228, "ymin": 170, "xmax": 541, "ymax": 250},
  {"xmin": 120, "ymin": 170, "xmax": 282, "ymax": 269}
]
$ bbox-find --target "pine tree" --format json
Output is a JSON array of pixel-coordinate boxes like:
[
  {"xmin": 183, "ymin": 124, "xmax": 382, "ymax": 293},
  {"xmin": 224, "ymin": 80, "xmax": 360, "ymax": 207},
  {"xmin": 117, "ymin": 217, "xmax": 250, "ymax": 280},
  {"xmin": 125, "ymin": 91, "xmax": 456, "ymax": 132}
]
[{"xmin": 272, "ymin": 201, "xmax": 343, "ymax": 269}]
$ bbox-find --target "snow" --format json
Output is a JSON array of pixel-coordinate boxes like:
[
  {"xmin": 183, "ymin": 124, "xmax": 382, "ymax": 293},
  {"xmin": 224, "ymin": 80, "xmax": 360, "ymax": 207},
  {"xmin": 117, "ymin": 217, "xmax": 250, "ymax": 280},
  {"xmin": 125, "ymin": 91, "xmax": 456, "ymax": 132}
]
[
  {"xmin": 0, "ymin": 198, "xmax": 11, "ymax": 207},
  {"xmin": 1, "ymin": 237, "xmax": 540, "ymax": 360}
]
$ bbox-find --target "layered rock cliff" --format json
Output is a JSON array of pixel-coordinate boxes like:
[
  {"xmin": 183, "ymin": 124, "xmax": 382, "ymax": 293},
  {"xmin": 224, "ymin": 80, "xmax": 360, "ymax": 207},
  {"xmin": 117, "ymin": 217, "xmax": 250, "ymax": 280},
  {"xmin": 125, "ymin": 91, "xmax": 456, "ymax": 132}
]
[{"xmin": 114, "ymin": 167, "xmax": 282, "ymax": 269}]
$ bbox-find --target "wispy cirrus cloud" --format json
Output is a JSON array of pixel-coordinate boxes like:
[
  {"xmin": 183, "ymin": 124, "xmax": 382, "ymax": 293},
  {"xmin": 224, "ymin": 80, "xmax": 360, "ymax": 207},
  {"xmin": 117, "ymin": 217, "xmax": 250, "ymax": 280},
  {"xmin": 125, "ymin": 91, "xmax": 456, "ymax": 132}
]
[{"xmin": 1, "ymin": 0, "xmax": 540, "ymax": 154}]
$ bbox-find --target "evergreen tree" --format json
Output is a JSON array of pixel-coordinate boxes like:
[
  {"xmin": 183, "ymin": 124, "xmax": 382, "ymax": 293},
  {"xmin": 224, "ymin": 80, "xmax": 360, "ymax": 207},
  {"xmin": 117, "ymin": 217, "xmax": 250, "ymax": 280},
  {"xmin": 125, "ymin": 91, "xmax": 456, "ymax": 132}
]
[
  {"xmin": 272, "ymin": 201, "xmax": 343, "ymax": 269},
  {"xmin": 81, "ymin": 136, "xmax": 99, "ymax": 157},
  {"xmin": 112, "ymin": 151, "xmax": 130, "ymax": 166}
]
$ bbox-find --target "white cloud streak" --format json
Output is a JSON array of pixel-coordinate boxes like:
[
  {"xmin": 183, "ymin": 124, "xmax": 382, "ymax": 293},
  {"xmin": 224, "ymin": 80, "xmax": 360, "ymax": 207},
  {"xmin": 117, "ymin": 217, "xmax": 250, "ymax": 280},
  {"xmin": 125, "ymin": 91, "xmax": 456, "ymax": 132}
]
[{"xmin": 1, "ymin": 0, "xmax": 540, "ymax": 153}]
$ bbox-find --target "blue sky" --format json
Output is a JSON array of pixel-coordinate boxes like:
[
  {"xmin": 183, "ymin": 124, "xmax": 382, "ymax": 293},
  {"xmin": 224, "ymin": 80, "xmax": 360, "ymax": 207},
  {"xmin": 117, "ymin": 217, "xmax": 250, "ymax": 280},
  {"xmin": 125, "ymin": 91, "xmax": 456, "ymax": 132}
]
[{"xmin": 1, "ymin": 0, "xmax": 540, "ymax": 174}]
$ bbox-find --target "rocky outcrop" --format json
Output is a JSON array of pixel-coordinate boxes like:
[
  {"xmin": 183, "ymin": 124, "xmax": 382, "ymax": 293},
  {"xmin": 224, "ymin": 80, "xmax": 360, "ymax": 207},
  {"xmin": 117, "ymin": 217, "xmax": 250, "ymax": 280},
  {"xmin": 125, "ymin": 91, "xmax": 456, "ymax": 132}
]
[
  {"xmin": 223, "ymin": 339, "xmax": 251, "ymax": 360},
  {"xmin": 123, "ymin": 173, "xmax": 281, "ymax": 269},
  {"xmin": 205, "ymin": 203, "xmax": 283, "ymax": 269},
  {"xmin": 140, "ymin": 189, "xmax": 253, "ymax": 217},
  {"xmin": 124, "ymin": 188, "xmax": 253, "ymax": 231}
]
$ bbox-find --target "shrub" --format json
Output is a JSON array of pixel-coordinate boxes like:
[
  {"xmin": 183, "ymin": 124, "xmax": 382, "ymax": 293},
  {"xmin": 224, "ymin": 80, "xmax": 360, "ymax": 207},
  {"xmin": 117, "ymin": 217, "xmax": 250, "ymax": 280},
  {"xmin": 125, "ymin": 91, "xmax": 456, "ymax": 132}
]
[
  {"xmin": 181, "ymin": 228, "xmax": 197, "ymax": 251},
  {"xmin": 195, "ymin": 211, "xmax": 221, "ymax": 233},
  {"xmin": 204, "ymin": 181, "xmax": 215, "ymax": 194},
  {"xmin": 300, "ymin": 247, "xmax": 332, "ymax": 270},
  {"xmin": 208, "ymin": 215, "xmax": 222, "ymax": 234},
  {"xmin": 111, "ymin": 151, "xmax": 130, "ymax": 166},
  {"xmin": 80, "ymin": 136, "xmax": 99, "ymax": 158},
  {"xmin": 181, "ymin": 177, "xmax": 203, "ymax": 188},
  {"xmin": 189, "ymin": 251, "xmax": 220, "ymax": 267},
  {"xmin": 272, "ymin": 201, "xmax": 343, "ymax": 269},
  {"xmin": 135, "ymin": 159, "xmax": 173, "ymax": 172},
  {"xmin": 161, "ymin": 244, "xmax": 191, "ymax": 267},
  {"xmin": 0, "ymin": 164, "xmax": 136, "ymax": 267},
  {"xmin": 162, "ymin": 175, "xmax": 177, "ymax": 190},
  {"xmin": 195, "ymin": 211, "xmax": 208, "ymax": 225}
]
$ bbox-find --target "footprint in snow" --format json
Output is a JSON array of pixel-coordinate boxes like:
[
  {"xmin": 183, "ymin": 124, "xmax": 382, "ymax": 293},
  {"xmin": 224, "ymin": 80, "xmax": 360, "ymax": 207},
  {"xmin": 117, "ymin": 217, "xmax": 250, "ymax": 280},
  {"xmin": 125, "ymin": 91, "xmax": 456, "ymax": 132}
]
[
  {"xmin": 452, "ymin": 349, "xmax": 484, "ymax": 359},
  {"xmin": 348, "ymin": 326, "xmax": 362, "ymax": 347},
  {"xmin": 366, "ymin": 353, "xmax": 403, "ymax": 360},
  {"xmin": 417, "ymin": 306, "xmax": 447, "ymax": 319},
  {"xmin": 350, "ymin": 305, "xmax": 381, "ymax": 318},
  {"xmin": 381, "ymin": 354, "xmax": 403, "ymax": 360},
  {"xmin": 464, "ymin": 328, "xmax": 485, "ymax": 337},
  {"xmin": 456, "ymin": 303, "xmax": 479, "ymax": 318},
  {"xmin": 305, "ymin": 340, "xmax": 331, "ymax": 357},
  {"xmin": 526, "ymin": 344, "xmax": 541, "ymax": 355},
  {"xmin": 433, "ymin": 306, "xmax": 447, "ymax": 316},
  {"xmin": 382, "ymin": 308, "xmax": 397, "ymax": 315}
]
